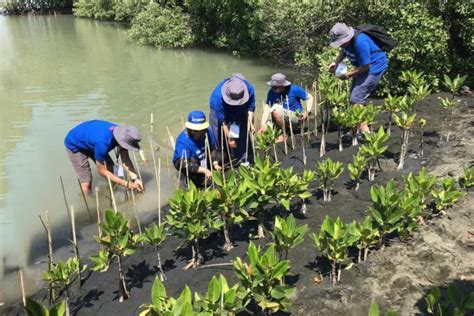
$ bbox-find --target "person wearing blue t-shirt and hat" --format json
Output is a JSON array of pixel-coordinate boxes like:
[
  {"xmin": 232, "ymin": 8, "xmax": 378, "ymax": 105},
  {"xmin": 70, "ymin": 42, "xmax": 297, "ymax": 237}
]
[
  {"xmin": 209, "ymin": 73, "xmax": 256, "ymax": 164},
  {"xmin": 261, "ymin": 73, "xmax": 314, "ymax": 142},
  {"xmin": 173, "ymin": 110, "xmax": 221, "ymax": 186},
  {"xmin": 328, "ymin": 22, "xmax": 388, "ymax": 134},
  {"xmin": 64, "ymin": 120, "xmax": 144, "ymax": 193}
]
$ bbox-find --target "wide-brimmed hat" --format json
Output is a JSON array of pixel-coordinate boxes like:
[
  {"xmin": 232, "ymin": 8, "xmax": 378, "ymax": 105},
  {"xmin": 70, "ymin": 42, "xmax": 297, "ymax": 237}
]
[
  {"xmin": 267, "ymin": 73, "xmax": 291, "ymax": 87},
  {"xmin": 185, "ymin": 110, "xmax": 209, "ymax": 131},
  {"xmin": 329, "ymin": 23, "xmax": 355, "ymax": 48},
  {"xmin": 221, "ymin": 76, "xmax": 250, "ymax": 106},
  {"xmin": 113, "ymin": 125, "xmax": 141, "ymax": 151}
]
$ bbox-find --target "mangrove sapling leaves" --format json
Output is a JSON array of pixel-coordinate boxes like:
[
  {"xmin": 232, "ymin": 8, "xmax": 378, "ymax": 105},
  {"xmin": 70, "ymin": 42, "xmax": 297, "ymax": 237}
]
[
  {"xmin": 310, "ymin": 216, "xmax": 357, "ymax": 284},
  {"xmin": 255, "ymin": 124, "xmax": 281, "ymax": 159},
  {"xmin": 342, "ymin": 105, "xmax": 367, "ymax": 146},
  {"xmin": 90, "ymin": 209, "xmax": 137, "ymax": 301},
  {"xmin": 348, "ymin": 216, "xmax": 379, "ymax": 262},
  {"xmin": 360, "ymin": 126, "xmax": 389, "ymax": 181},
  {"xmin": 194, "ymin": 274, "xmax": 247, "ymax": 315},
  {"xmin": 275, "ymin": 167, "xmax": 314, "ymax": 212},
  {"xmin": 368, "ymin": 299, "xmax": 398, "ymax": 316},
  {"xmin": 459, "ymin": 166, "xmax": 474, "ymax": 191},
  {"xmin": 443, "ymin": 74, "xmax": 467, "ymax": 96},
  {"xmin": 139, "ymin": 223, "xmax": 167, "ymax": 281},
  {"xmin": 269, "ymin": 214, "xmax": 308, "ymax": 260},
  {"xmin": 166, "ymin": 182, "xmax": 222, "ymax": 268},
  {"xmin": 315, "ymin": 158, "xmax": 344, "ymax": 202},
  {"xmin": 212, "ymin": 169, "xmax": 252, "ymax": 251},
  {"xmin": 403, "ymin": 168, "xmax": 436, "ymax": 212},
  {"xmin": 232, "ymin": 242, "xmax": 294, "ymax": 314},
  {"xmin": 397, "ymin": 190, "xmax": 422, "ymax": 239},
  {"xmin": 25, "ymin": 298, "xmax": 66, "ymax": 316},
  {"xmin": 392, "ymin": 110, "xmax": 416, "ymax": 170},
  {"xmin": 431, "ymin": 176, "xmax": 465, "ymax": 213},
  {"xmin": 439, "ymin": 96, "xmax": 461, "ymax": 142},
  {"xmin": 239, "ymin": 155, "xmax": 280, "ymax": 238},
  {"xmin": 425, "ymin": 283, "xmax": 474, "ymax": 315},
  {"xmin": 348, "ymin": 152, "xmax": 368, "ymax": 191},
  {"xmin": 369, "ymin": 180, "xmax": 403, "ymax": 247}
]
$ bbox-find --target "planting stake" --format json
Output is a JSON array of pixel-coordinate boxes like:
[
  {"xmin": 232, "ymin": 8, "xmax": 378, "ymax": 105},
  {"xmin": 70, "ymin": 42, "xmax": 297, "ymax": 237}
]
[
  {"xmin": 150, "ymin": 139, "xmax": 162, "ymax": 220},
  {"xmin": 177, "ymin": 152, "xmax": 184, "ymax": 190},
  {"xmin": 205, "ymin": 134, "xmax": 215, "ymax": 189},
  {"xmin": 156, "ymin": 247, "xmax": 166, "ymax": 281},
  {"xmin": 59, "ymin": 176, "xmax": 71, "ymax": 219},
  {"xmin": 70, "ymin": 205, "xmax": 83, "ymax": 285},
  {"xmin": 183, "ymin": 151, "xmax": 190, "ymax": 188},
  {"xmin": 19, "ymin": 269, "xmax": 26, "ymax": 308},
  {"xmin": 245, "ymin": 115, "xmax": 250, "ymax": 163},
  {"xmin": 150, "ymin": 112, "xmax": 154, "ymax": 133},
  {"xmin": 125, "ymin": 166, "xmax": 143, "ymax": 234},
  {"xmin": 286, "ymin": 96, "xmax": 296, "ymax": 150},
  {"xmin": 106, "ymin": 174, "xmax": 117, "ymax": 213},
  {"xmin": 195, "ymin": 262, "xmax": 233, "ymax": 270},
  {"xmin": 165, "ymin": 150, "xmax": 171, "ymax": 180},
  {"xmin": 301, "ymin": 120, "xmax": 307, "ymax": 165},
  {"xmin": 223, "ymin": 126, "xmax": 234, "ymax": 172},
  {"xmin": 220, "ymin": 126, "xmax": 226, "ymax": 184},
  {"xmin": 165, "ymin": 126, "xmax": 175, "ymax": 150},
  {"xmin": 158, "ymin": 158, "xmax": 162, "ymax": 225},
  {"xmin": 77, "ymin": 178, "xmax": 93, "ymax": 222},
  {"xmin": 38, "ymin": 211, "xmax": 56, "ymax": 304},
  {"xmin": 281, "ymin": 108, "xmax": 288, "ymax": 155},
  {"xmin": 131, "ymin": 151, "xmax": 144, "ymax": 191},
  {"xmin": 250, "ymin": 131, "xmax": 256, "ymax": 163},
  {"xmin": 95, "ymin": 186, "xmax": 102, "ymax": 238}
]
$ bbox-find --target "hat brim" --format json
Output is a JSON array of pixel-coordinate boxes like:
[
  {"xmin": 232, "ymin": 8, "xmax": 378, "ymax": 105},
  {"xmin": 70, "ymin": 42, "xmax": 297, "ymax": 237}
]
[
  {"xmin": 185, "ymin": 122, "xmax": 209, "ymax": 131},
  {"xmin": 330, "ymin": 28, "xmax": 354, "ymax": 48},
  {"xmin": 221, "ymin": 84, "xmax": 250, "ymax": 106},
  {"xmin": 266, "ymin": 80, "xmax": 291, "ymax": 87},
  {"xmin": 113, "ymin": 126, "xmax": 140, "ymax": 151}
]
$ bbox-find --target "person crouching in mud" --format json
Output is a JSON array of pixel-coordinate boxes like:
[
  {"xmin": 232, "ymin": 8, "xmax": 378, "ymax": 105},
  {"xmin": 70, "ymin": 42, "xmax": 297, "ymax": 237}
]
[{"xmin": 173, "ymin": 111, "xmax": 222, "ymax": 187}]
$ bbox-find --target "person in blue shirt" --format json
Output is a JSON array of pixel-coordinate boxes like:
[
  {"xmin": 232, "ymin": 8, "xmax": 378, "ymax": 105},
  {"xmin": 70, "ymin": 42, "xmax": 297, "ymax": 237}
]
[
  {"xmin": 209, "ymin": 73, "xmax": 256, "ymax": 164},
  {"xmin": 328, "ymin": 22, "xmax": 388, "ymax": 133},
  {"xmin": 173, "ymin": 111, "xmax": 221, "ymax": 186},
  {"xmin": 64, "ymin": 120, "xmax": 144, "ymax": 193},
  {"xmin": 261, "ymin": 73, "xmax": 314, "ymax": 142}
]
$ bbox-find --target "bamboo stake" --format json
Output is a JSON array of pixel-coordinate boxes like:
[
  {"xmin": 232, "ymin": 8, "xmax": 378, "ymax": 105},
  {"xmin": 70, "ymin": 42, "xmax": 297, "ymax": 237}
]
[
  {"xmin": 165, "ymin": 150, "xmax": 171, "ymax": 179},
  {"xmin": 77, "ymin": 179, "xmax": 93, "ymax": 221},
  {"xmin": 286, "ymin": 96, "xmax": 295, "ymax": 150},
  {"xmin": 158, "ymin": 158, "xmax": 162, "ymax": 225},
  {"xmin": 301, "ymin": 121, "xmax": 307, "ymax": 165},
  {"xmin": 150, "ymin": 113, "xmax": 154, "ymax": 133},
  {"xmin": 125, "ymin": 167, "xmax": 143, "ymax": 234},
  {"xmin": 177, "ymin": 155, "xmax": 184, "ymax": 190},
  {"xmin": 245, "ymin": 115, "xmax": 250, "ymax": 163},
  {"xmin": 150, "ymin": 139, "xmax": 161, "ymax": 222},
  {"xmin": 223, "ymin": 126, "xmax": 234, "ymax": 172},
  {"xmin": 220, "ymin": 126, "xmax": 226, "ymax": 185},
  {"xmin": 250, "ymin": 131, "xmax": 256, "ymax": 164},
  {"xmin": 131, "ymin": 151, "xmax": 144, "ymax": 191},
  {"xmin": 204, "ymin": 135, "xmax": 215, "ymax": 189},
  {"xmin": 204, "ymin": 137, "xmax": 209, "ymax": 189},
  {"xmin": 95, "ymin": 186, "xmax": 102, "ymax": 238},
  {"xmin": 59, "ymin": 176, "xmax": 71, "ymax": 218},
  {"xmin": 70, "ymin": 205, "xmax": 83, "ymax": 285},
  {"xmin": 19, "ymin": 269, "xmax": 26, "ymax": 308},
  {"xmin": 39, "ymin": 211, "xmax": 55, "ymax": 304},
  {"xmin": 184, "ymin": 150, "xmax": 190, "ymax": 188},
  {"xmin": 281, "ymin": 109, "xmax": 288, "ymax": 155},
  {"xmin": 166, "ymin": 126, "xmax": 175, "ymax": 150},
  {"xmin": 106, "ymin": 174, "xmax": 117, "ymax": 213},
  {"xmin": 181, "ymin": 117, "xmax": 186, "ymax": 130}
]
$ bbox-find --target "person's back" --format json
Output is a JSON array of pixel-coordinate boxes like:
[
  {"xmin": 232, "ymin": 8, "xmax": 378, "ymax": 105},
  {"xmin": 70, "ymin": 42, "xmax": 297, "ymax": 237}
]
[
  {"xmin": 64, "ymin": 120, "xmax": 116, "ymax": 156},
  {"xmin": 343, "ymin": 33, "xmax": 388, "ymax": 74}
]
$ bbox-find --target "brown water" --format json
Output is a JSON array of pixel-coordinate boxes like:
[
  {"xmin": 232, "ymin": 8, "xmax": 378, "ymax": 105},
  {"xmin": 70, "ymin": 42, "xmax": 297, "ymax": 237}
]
[{"xmin": 0, "ymin": 15, "xmax": 300, "ymax": 303}]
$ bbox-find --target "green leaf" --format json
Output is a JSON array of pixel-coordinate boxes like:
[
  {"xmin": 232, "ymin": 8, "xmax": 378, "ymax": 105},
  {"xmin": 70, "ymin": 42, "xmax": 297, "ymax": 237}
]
[
  {"xmin": 447, "ymin": 283, "xmax": 462, "ymax": 307},
  {"xmin": 207, "ymin": 275, "xmax": 221, "ymax": 304},
  {"xmin": 368, "ymin": 300, "xmax": 380, "ymax": 316},
  {"xmin": 464, "ymin": 292, "xmax": 474, "ymax": 309},
  {"xmin": 49, "ymin": 301, "xmax": 66, "ymax": 316},
  {"xmin": 25, "ymin": 298, "xmax": 49, "ymax": 316}
]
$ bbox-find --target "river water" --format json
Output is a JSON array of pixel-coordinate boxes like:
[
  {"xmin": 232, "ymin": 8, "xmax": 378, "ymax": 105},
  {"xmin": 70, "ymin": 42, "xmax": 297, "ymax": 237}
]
[{"xmin": 0, "ymin": 15, "xmax": 301, "ymax": 303}]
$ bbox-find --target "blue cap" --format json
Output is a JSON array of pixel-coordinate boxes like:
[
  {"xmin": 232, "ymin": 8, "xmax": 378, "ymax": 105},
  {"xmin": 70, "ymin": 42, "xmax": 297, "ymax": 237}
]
[{"xmin": 185, "ymin": 111, "xmax": 209, "ymax": 131}]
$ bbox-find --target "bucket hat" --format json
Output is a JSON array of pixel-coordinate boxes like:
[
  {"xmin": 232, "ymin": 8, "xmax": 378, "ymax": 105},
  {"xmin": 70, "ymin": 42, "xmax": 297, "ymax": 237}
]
[
  {"xmin": 221, "ymin": 76, "xmax": 249, "ymax": 106},
  {"xmin": 329, "ymin": 23, "xmax": 355, "ymax": 48},
  {"xmin": 267, "ymin": 73, "xmax": 291, "ymax": 87},
  {"xmin": 113, "ymin": 125, "xmax": 141, "ymax": 151},
  {"xmin": 185, "ymin": 110, "xmax": 209, "ymax": 131}
]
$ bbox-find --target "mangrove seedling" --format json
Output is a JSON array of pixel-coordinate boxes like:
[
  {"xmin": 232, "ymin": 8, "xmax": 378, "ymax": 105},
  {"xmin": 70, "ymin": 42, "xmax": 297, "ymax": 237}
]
[
  {"xmin": 331, "ymin": 107, "xmax": 348, "ymax": 151},
  {"xmin": 404, "ymin": 168, "xmax": 436, "ymax": 211},
  {"xmin": 431, "ymin": 176, "xmax": 464, "ymax": 213},
  {"xmin": 443, "ymin": 74, "xmax": 467, "ymax": 97},
  {"xmin": 347, "ymin": 152, "xmax": 368, "ymax": 191},
  {"xmin": 368, "ymin": 299, "xmax": 399, "ymax": 316},
  {"xmin": 310, "ymin": 216, "xmax": 358, "ymax": 284},
  {"xmin": 383, "ymin": 94, "xmax": 402, "ymax": 135},
  {"xmin": 397, "ymin": 191, "xmax": 422, "ymax": 239},
  {"xmin": 315, "ymin": 158, "xmax": 344, "ymax": 202},
  {"xmin": 212, "ymin": 170, "xmax": 252, "ymax": 251},
  {"xmin": 139, "ymin": 277, "xmax": 194, "ymax": 315},
  {"xmin": 418, "ymin": 117, "xmax": 427, "ymax": 157},
  {"xmin": 269, "ymin": 214, "xmax": 308, "ymax": 260},
  {"xmin": 239, "ymin": 155, "xmax": 280, "ymax": 238},
  {"xmin": 369, "ymin": 180, "xmax": 403, "ymax": 247},
  {"xmin": 43, "ymin": 256, "xmax": 86, "ymax": 315},
  {"xmin": 425, "ymin": 283, "xmax": 474, "ymax": 315},
  {"xmin": 166, "ymin": 183, "xmax": 223, "ymax": 268},
  {"xmin": 194, "ymin": 274, "xmax": 247, "ymax": 315},
  {"xmin": 138, "ymin": 223, "xmax": 167, "ymax": 281},
  {"xmin": 317, "ymin": 72, "xmax": 338, "ymax": 157},
  {"xmin": 439, "ymin": 96, "xmax": 461, "ymax": 143},
  {"xmin": 360, "ymin": 127, "xmax": 389, "ymax": 181},
  {"xmin": 90, "ymin": 209, "xmax": 137, "ymax": 302},
  {"xmin": 401, "ymin": 70, "xmax": 430, "ymax": 110},
  {"xmin": 255, "ymin": 124, "xmax": 282, "ymax": 160},
  {"xmin": 25, "ymin": 299, "xmax": 66, "ymax": 316},
  {"xmin": 233, "ymin": 242, "xmax": 294, "ymax": 314},
  {"xmin": 392, "ymin": 110, "xmax": 417, "ymax": 170},
  {"xmin": 348, "ymin": 216, "xmax": 379, "ymax": 262},
  {"xmin": 459, "ymin": 165, "xmax": 474, "ymax": 192},
  {"xmin": 275, "ymin": 167, "xmax": 314, "ymax": 213}
]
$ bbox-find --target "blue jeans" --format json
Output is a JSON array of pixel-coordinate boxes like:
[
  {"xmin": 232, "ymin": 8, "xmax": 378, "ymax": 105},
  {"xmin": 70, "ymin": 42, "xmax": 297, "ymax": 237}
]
[{"xmin": 350, "ymin": 71, "xmax": 384, "ymax": 104}]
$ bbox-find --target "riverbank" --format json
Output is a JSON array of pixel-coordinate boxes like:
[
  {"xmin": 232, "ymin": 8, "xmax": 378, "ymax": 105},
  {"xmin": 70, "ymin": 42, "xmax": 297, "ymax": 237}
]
[{"xmin": 3, "ymin": 93, "xmax": 473, "ymax": 315}]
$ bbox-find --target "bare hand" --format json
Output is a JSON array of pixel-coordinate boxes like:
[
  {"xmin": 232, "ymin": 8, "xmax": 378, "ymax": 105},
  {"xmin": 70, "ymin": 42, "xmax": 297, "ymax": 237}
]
[
  {"xmin": 328, "ymin": 62, "xmax": 337, "ymax": 73},
  {"xmin": 338, "ymin": 73, "xmax": 349, "ymax": 80},
  {"xmin": 258, "ymin": 125, "xmax": 266, "ymax": 134},
  {"xmin": 204, "ymin": 169, "xmax": 213, "ymax": 180},
  {"xmin": 130, "ymin": 180, "xmax": 143, "ymax": 192},
  {"xmin": 249, "ymin": 123, "xmax": 256, "ymax": 134},
  {"xmin": 213, "ymin": 162, "xmax": 222, "ymax": 171},
  {"xmin": 228, "ymin": 139, "xmax": 237, "ymax": 148},
  {"xmin": 301, "ymin": 112, "xmax": 308, "ymax": 121}
]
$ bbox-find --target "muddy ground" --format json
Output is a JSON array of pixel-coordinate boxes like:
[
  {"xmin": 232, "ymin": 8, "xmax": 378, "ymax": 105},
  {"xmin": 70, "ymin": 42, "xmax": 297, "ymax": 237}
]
[{"xmin": 3, "ymin": 93, "xmax": 474, "ymax": 315}]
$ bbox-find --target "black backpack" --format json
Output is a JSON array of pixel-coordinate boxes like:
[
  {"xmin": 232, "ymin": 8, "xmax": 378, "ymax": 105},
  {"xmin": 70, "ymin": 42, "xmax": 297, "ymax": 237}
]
[{"xmin": 355, "ymin": 24, "xmax": 396, "ymax": 52}]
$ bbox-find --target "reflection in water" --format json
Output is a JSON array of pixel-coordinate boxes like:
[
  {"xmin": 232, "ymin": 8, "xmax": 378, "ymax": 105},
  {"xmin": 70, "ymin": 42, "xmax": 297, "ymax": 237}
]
[{"xmin": 0, "ymin": 15, "xmax": 299, "ymax": 303}]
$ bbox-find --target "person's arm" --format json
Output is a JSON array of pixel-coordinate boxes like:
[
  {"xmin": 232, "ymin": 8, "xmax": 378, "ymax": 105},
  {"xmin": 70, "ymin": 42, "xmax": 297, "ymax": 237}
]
[
  {"xmin": 328, "ymin": 49, "xmax": 346, "ymax": 72},
  {"xmin": 248, "ymin": 111, "xmax": 255, "ymax": 133},
  {"xmin": 247, "ymin": 82, "xmax": 256, "ymax": 133},
  {"xmin": 341, "ymin": 38, "xmax": 370, "ymax": 79},
  {"xmin": 119, "ymin": 148, "xmax": 144, "ymax": 190},
  {"xmin": 341, "ymin": 64, "xmax": 370, "ymax": 80},
  {"xmin": 96, "ymin": 161, "xmax": 141, "ymax": 191}
]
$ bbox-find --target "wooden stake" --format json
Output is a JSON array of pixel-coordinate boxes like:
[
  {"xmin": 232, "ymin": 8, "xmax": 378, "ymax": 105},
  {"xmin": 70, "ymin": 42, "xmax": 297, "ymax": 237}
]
[
  {"xmin": 150, "ymin": 113, "xmax": 154, "ymax": 133},
  {"xmin": 77, "ymin": 178, "xmax": 93, "ymax": 222},
  {"xmin": 177, "ymin": 154, "xmax": 184, "ymax": 190},
  {"xmin": 281, "ymin": 109, "xmax": 288, "ymax": 155},
  {"xmin": 181, "ymin": 117, "xmax": 186, "ymax": 130},
  {"xmin": 223, "ymin": 126, "xmax": 234, "ymax": 172},
  {"xmin": 150, "ymin": 139, "xmax": 161, "ymax": 222},
  {"xmin": 286, "ymin": 96, "xmax": 295, "ymax": 150},
  {"xmin": 184, "ymin": 150, "xmax": 190, "ymax": 188},
  {"xmin": 158, "ymin": 158, "xmax": 162, "ymax": 225},
  {"xmin": 166, "ymin": 126, "xmax": 175, "ymax": 150},
  {"xmin": 301, "ymin": 121, "xmax": 307, "ymax": 165},
  {"xmin": 19, "ymin": 269, "xmax": 26, "ymax": 308},
  {"xmin": 106, "ymin": 175, "xmax": 117, "ymax": 213},
  {"xmin": 220, "ymin": 126, "xmax": 226, "ymax": 184},
  {"xmin": 131, "ymin": 151, "xmax": 144, "ymax": 191},
  {"xmin": 125, "ymin": 167, "xmax": 143, "ymax": 234},
  {"xmin": 245, "ymin": 115, "xmax": 250, "ymax": 163},
  {"xmin": 95, "ymin": 186, "xmax": 102, "ymax": 238},
  {"xmin": 59, "ymin": 176, "xmax": 71, "ymax": 218},
  {"xmin": 39, "ymin": 211, "xmax": 55, "ymax": 304}
]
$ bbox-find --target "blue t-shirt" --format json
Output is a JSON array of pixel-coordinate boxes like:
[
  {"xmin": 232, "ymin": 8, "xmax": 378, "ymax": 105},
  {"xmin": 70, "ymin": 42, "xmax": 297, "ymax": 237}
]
[
  {"xmin": 64, "ymin": 120, "xmax": 117, "ymax": 163},
  {"xmin": 266, "ymin": 84, "xmax": 307, "ymax": 113},
  {"xmin": 343, "ymin": 33, "xmax": 388, "ymax": 74},
  {"xmin": 209, "ymin": 78, "xmax": 256, "ymax": 122},
  {"xmin": 172, "ymin": 128, "xmax": 217, "ymax": 163}
]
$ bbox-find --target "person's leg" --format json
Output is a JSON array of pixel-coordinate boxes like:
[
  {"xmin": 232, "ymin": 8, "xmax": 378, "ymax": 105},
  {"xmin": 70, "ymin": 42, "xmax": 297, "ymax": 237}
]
[
  {"xmin": 271, "ymin": 105, "xmax": 289, "ymax": 143},
  {"xmin": 67, "ymin": 150, "xmax": 93, "ymax": 193},
  {"xmin": 350, "ymin": 72, "xmax": 383, "ymax": 133}
]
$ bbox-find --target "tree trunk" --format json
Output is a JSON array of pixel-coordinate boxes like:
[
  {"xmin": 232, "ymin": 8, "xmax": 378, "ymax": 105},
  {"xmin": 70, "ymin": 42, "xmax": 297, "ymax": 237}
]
[
  {"xmin": 398, "ymin": 130, "xmax": 410, "ymax": 170},
  {"xmin": 300, "ymin": 201, "xmax": 307, "ymax": 214},
  {"xmin": 354, "ymin": 180, "xmax": 360, "ymax": 191},
  {"xmin": 387, "ymin": 115, "xmax": 392, "ymax": 135},
  {"xmin": 65, "ymin": 289, "xmax": 70, "ymax": 316},
  {"xmin": 117, "ymin": 255, "xmax": 130, "ymax": 302},
  {"xmin": 364, "ymin": 247, "xmax": 369, "ymax": 261},
  {"xmin": 320, "ymin": 131, "xmax": 326, "ymax": 157},
  {"xmin": 156, "ymin": 247, "xmax": 166, "ymax": 281},
  {"xmin": 351, "ymin": 127, "xmax": 358, "ymax": 146},
  {"xmin": 337, "ymin": 263, "xmax": 342, "ymax": 282},
  {"xmin": 446, "ymin": 108, "xmax": 453, "ymax": 142},
  {"xmin": 368, "ymin": 161, "xmax": 376, "ymax": 181},
  {"xmin": 331, "ymin": 261, "xmax": 337, "ymax": 285},
  {"xmin": 192, "ymin": 240, "xmax": 204, "ymax": 268},
  {"xmin": 338, "ymin": 128, "xmax": 342, "ymax": 151},
  {"xmin": 222, "ymin": 218, "xmax": 234, "ymax": 252},
  {"xmin": 418, "ymin": 130, "xmax": 424, "ymax": 157},
  {"xmin": 358, "ymin": 249, "xmax": 361, "ymax": 263}
]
